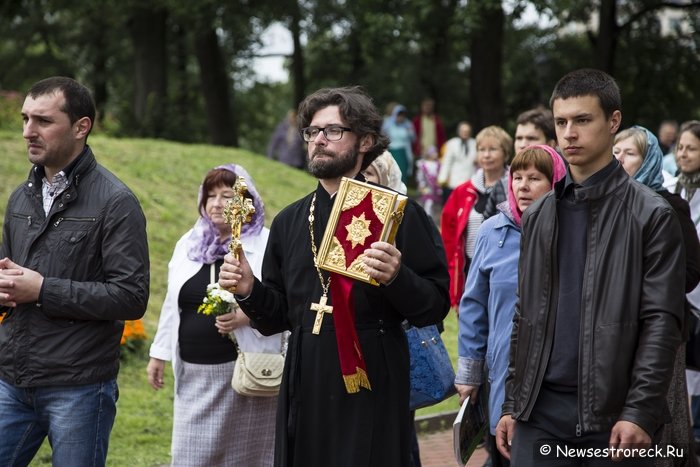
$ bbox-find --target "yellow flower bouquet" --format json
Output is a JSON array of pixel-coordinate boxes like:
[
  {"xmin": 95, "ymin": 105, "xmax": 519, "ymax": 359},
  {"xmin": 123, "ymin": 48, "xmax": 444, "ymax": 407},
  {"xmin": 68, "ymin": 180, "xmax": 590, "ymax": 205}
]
[{"xmin": 198, "ymin": 283, "xmax": 236, "ymax": 316}]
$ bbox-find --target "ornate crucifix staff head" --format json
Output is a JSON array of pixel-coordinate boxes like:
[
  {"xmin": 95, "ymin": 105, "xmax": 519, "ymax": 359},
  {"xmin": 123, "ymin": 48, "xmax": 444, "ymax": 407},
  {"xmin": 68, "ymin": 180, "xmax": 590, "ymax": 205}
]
[{"xmin": 223, "ymin": 176, "xmax": 256, "ymax": 263}]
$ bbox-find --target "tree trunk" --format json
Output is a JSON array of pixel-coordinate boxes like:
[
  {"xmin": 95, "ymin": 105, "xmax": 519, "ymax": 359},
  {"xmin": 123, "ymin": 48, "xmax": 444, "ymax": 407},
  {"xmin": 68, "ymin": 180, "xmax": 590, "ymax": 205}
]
[
  {"xmin": 596, "ymin": 0, "xmax": 618, "ymax": 75},
  {"xmin": 129, "ymin": 6, "xmax": 168, "ymax": 137},
  {"xmin": 469, "ymin": 1, "xmax": 504, "ymax": 130},
  {"xmin": 91, "ymin": 26, "xmax": 108, "ymax": 126},
  {"xmin": 172, "ymin": 22, "xmax": 190, "ymax": 142},
  {"xmin": 348, "ymin": 26, "xmax": 365, "ymax": 85},
  {"xmin": 194, "ymin": 27, "xmax": 237, "ymax": 147},
  {"xmin": 420, "ymin": 0, "xmax": 458, "ymax": 104},
  {"xmin": 289, "ymin": 1, "xmax": 305, "ymax": 108}
]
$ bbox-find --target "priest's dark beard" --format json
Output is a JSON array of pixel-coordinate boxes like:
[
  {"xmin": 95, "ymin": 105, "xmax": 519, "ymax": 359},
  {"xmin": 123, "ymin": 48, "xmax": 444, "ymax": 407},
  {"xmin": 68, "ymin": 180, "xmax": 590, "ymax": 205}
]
[{"xmin": 307, "ymin": 145, "xmax": 359, "ymax": 179}]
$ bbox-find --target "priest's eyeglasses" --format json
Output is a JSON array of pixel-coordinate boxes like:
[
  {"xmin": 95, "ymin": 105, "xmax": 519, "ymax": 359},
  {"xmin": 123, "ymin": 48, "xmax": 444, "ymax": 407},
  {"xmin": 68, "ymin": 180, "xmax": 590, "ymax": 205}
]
[{"xmin": 301, "ymin": 125, "xmax": 353, "ymax": 142}]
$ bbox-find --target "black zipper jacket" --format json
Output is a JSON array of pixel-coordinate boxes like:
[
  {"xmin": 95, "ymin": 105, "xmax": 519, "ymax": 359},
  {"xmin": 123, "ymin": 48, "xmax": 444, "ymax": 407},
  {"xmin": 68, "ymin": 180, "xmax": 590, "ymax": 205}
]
[{"xmin": 0, "ymin": 146, "xmax": 149, "ymax": 387}]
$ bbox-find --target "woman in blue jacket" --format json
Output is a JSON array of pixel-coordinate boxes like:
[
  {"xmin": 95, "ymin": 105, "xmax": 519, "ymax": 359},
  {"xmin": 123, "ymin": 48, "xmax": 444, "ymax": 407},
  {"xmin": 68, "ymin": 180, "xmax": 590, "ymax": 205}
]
[{"xmin": 455, "ymin": 145, "xmax": 566, "ymax": 466}]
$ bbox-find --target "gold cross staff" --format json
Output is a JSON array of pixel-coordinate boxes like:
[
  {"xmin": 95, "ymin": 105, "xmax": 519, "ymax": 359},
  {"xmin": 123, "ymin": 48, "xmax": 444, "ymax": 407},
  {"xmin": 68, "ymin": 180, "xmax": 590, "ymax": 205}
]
[
  {"xmin": 223, "ymin": 177, "xmax": 255, "ymax": 292},
  {"xmin": 310, "ymin": 295, "xmax": 333, "ymax": 334}
]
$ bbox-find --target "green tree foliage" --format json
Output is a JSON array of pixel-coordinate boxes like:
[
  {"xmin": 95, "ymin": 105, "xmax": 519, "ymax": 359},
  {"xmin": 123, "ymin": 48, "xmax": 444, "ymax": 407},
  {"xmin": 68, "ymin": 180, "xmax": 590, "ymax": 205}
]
[
  {"xmin": 468, "ymin": 0, "xmax": 505, "ymax": 128},
  {"xmin": 1, "ymin": 0, "xmax": 699, "ymax": 150},
  {"xmin": 237, "ymin": 81, "xmax": 295, "ymax": 155},
  {"xmin": 529, "ymin": 0, "xmax": 700, "ymax": 126},
  {"xmin": 0, "ymin": 1, "xmax": 74, "ymax": 90},
  {"xmin": 301, "ymin": 0, "xmax": 472, "ymax": 132},
  {"xmin": 615, "ymin": 10, "xmax": 700, "ymax": 126}
]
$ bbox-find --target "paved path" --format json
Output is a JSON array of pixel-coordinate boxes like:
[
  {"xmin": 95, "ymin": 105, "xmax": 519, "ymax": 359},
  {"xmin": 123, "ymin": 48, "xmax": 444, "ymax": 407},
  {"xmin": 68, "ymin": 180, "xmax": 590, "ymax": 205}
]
[
  {"xmin": 419, "ymin": 429, "xmax": 488, "ymax": 466},
  {"xmin": 419, "ymin": 429, "xmax": 700, "ymax": 466}
]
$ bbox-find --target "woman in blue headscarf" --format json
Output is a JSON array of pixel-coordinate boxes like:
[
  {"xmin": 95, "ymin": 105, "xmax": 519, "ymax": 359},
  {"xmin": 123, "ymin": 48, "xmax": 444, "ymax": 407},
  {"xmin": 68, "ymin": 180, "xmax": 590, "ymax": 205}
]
[
  {"xmin": 147, "ymin": 164, "xmax": 282, "ymax": 466},
  {"xmin": 613, "ymin": 126, "xmax": 665, "ymax": 190},
  {"xmin": 614, "ymin": 127, "xmax": 700, "ymax": 466},
  {"xmin": 614, "ymin": 126, "xmax": 700, "ymax": 291},
  {"xmin": 382, "ymin": 104, "xmax": 416, "ymax": 183}
]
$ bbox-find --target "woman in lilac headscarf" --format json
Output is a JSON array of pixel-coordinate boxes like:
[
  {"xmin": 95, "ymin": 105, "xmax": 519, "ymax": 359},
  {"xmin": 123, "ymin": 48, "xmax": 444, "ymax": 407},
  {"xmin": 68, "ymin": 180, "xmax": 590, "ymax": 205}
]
[
  {"xmin": 147, "ymin": 165, "xmax": 282, "ymax": 466},
  {"xmin": 455, "ymin": 146, "xmax": 566, "ymax": 467}
]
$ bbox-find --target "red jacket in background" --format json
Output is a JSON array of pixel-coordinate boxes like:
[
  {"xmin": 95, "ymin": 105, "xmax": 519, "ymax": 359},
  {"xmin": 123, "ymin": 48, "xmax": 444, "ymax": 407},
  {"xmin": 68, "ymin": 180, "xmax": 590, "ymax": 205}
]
[{"xmin": 440, "ymin": 180, "xmax": 479, "ymax": 307}]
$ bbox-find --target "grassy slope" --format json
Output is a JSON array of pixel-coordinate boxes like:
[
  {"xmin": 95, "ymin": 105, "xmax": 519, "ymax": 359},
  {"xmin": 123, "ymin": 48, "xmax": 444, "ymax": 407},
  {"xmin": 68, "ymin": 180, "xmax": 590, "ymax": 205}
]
[{"xmin": 0, "ymin": 131, "xmax": 460, "ymax": 466}]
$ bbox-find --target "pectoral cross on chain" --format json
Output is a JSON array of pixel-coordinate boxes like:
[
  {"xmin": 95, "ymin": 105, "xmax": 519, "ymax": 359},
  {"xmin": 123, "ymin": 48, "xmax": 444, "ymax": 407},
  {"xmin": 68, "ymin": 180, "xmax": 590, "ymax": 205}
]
[
  {"xmin": 223, "ymin": 177, "xmax": 255, "ymax": 261},
  {"xmin": 310, "ymin": 294, "xmax": 333, "ymax": 334}
]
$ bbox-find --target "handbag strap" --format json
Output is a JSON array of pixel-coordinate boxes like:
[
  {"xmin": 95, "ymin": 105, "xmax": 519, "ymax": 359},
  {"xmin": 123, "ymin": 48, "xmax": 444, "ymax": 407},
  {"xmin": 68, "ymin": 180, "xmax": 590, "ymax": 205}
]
[
  {"xmin": 235, "ymin": 334, "xmax": 287, "ymax": 356},
  {"xmin": 280, "ymin": 332, "xmax": 287, "ymax": 356},
  {"xmin": 210, "ymin": 263, "xmax": 215, "ymax": 284}
]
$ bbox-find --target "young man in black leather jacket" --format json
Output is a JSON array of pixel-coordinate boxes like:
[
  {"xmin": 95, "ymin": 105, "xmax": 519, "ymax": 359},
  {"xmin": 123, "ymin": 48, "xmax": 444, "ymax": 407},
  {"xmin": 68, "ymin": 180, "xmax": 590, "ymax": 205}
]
[{"xmin": 496, "ymin": 69, "xmax": 685, "ymax": 466}]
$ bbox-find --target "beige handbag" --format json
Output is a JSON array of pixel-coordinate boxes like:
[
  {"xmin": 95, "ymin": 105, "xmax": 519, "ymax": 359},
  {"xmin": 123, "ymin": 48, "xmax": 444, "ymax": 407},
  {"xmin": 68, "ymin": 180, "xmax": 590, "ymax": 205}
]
[
  {"xmin": 231, "ymin": 350, "xmax": 285, "ymax": 397},
  {"xmin": 212, "ymin": 263, "xmax": 285, "ymax": 397}
]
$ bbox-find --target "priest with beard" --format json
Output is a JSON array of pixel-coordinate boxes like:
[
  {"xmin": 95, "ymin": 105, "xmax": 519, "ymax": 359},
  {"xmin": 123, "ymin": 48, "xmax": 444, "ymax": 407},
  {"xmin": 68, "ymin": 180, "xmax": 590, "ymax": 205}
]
[{"xmin": 220, "ymin": 86, "xmax": 450, "ymax": 467}]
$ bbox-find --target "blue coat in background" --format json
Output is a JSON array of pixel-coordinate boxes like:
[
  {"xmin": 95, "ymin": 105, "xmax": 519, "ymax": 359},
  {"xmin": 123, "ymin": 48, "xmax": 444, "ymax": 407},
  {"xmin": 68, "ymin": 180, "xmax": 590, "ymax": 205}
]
[{"xmin": 455, "ymin": 209, "xmax": 520, "ymax": 435}]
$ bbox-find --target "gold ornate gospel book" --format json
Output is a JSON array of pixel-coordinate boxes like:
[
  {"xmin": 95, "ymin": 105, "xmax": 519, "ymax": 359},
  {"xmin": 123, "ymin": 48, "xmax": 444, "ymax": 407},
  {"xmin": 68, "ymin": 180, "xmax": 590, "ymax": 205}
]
[{"xmin": 317, "ymin": 177, "xmax": 408, "ymax": 286}]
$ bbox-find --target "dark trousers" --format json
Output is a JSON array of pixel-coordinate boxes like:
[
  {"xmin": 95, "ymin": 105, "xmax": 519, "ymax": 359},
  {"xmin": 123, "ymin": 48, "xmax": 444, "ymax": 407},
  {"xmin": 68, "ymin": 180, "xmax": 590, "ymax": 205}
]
[
  {"xmin": 691, "ymin": 395, "xmax": 700, "ymax": 441},
  {"xmin": 487, "ymin": 431, "xmax": 511, "ymax": 467},
  {"xmin": 510, "ymin": 386, "xmax": 653, "ymax": 467},
  {"xmin": 409, "ymin": 410, "xmax": 421, "ymax": 467},
  {"xmin": 482, "ymin": 377, "xmax": 510, "ymax": 467},
  {"xmin": 441, "ymin": 187, "xmax": 453, "ymax": 205}
]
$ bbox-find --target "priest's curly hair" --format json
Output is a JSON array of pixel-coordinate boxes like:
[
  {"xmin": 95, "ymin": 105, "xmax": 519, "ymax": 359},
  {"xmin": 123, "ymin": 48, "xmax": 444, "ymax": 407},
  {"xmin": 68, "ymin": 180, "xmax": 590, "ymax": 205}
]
[{"xmin": 297, "ymin": 86, "xmax": 389, "ymax": 170}]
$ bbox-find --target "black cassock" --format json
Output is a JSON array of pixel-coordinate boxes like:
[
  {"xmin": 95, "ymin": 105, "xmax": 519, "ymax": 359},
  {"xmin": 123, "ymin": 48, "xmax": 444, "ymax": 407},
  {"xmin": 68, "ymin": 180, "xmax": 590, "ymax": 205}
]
[{"xmin": 238, "ymin": 182, "xmax": 450, "ymax": 467}]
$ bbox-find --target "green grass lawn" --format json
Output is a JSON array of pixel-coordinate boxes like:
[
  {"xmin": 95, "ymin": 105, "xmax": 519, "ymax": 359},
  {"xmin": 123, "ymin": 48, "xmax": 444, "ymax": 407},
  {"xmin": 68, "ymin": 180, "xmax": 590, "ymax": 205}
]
[{"xmin": 0, "ymin": 130, "xmax": 460, "ymax": 466}]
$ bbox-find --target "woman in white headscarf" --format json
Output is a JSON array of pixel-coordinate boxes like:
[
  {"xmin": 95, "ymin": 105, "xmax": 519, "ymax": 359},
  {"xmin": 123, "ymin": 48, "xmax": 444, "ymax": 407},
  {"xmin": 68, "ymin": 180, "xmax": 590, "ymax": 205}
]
[{"xmin": 363, "ymin": 150, "xmax": 408, "ymax": 194}]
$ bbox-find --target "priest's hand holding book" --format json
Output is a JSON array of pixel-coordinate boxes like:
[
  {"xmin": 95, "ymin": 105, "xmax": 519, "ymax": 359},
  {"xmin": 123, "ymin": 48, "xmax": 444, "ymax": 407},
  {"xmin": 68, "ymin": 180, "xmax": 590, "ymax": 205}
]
[
  {"xmin": 361, "ymin": 241, "xmax": 401, "ymax": 285},
  {"xmin": 220, "ymin": 251, "xmax": 254, "ymax": 297}
]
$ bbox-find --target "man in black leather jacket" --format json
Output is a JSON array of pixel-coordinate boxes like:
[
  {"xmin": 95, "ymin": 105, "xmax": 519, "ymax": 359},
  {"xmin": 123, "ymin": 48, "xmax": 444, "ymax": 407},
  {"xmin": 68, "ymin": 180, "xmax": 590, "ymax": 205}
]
[
  {"xmin": 495, "ymin": 69, "xmax": 685, "ymax": 466},
  {"xmin": 0, "ymin": 77, "xmax": 149, "ymax": 466}
]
